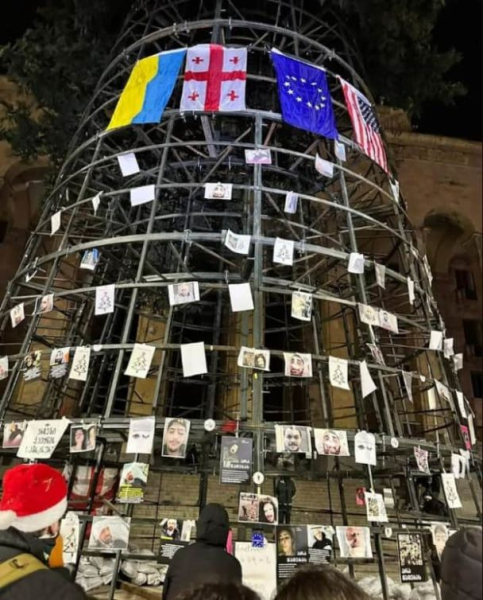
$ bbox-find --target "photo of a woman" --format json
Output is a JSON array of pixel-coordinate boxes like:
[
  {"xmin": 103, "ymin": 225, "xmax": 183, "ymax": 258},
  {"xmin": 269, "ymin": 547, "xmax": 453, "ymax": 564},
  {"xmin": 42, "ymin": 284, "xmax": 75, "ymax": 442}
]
[
  {"xmin": 259, "ymin": 497, "xmax": 278, "ymax": 525},
  {"xmin": 70, "ymin": 427, "xmax": 87, "ymax": 453}
]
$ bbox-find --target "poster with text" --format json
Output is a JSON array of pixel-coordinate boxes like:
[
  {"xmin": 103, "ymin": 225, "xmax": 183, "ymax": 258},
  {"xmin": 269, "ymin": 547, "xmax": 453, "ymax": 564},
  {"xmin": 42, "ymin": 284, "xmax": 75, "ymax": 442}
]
[
  {"xmin": 235, "ymin": 542, "xmax": 277, "ymax": 600},
  {"xmin": 397, "ymin": 533, "xmax": 426, "ymax": 583},
  {"xmin": 276, "ymin": 525, "xmax": 334, "ymax": 582},
  {"xmin": 17, "ymin": 419, "xmax": 70, "ymax": 459},
  {"xmin": 220, "ymin": 436, "xmax": 253, "ymax": 484},
  {"xmin": 49, "ymin": 347, "xmax": 70, "ymax": 379},
  {"xmin": 117, "ymin": 462, "xmax": 149, "ymax": 503}
]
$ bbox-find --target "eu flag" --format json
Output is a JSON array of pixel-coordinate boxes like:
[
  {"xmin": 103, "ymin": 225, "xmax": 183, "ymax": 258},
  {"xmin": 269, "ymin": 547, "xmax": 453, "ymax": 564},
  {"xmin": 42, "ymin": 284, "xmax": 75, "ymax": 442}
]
[{"xmin": 271, "ymin": 49, "xmax": 338, "ymax": 139}]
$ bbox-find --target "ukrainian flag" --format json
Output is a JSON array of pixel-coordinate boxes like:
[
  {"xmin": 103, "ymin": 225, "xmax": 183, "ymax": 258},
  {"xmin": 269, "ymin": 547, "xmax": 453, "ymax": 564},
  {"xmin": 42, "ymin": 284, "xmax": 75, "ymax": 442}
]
[{"xmin": 107, "ymin": 49, "xmax": 186, "ymax": 130}]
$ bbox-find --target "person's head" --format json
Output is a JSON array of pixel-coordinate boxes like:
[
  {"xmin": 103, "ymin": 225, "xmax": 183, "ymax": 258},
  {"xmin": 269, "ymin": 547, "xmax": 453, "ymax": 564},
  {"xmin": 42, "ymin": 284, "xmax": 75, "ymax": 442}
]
[
  {"xmin": 197, "ymin": 504, "xmax": 230, "ymax": 547},
  {"xmin": 98, "ymin": 525, "xmax": 113, "ymax": 546},
  {"xmin": 290, "ymin": 354, "xmax": 305, "ymax": 377},
  {"xmin": 165, "ymin": 419, "xmax": 187, "ymax": 455},
  {"xmin": 0, "ymin": 463, "xmax": 67, "ymax": 536},
  {"xmin": 177, "ymin": 583, "xmax": 260, "ymax": 600},
  {"xmin": 284, "ymin": 426, "xmax": 303, "ymax": 452},
  {"xmin": 345, "ymin": 527, "xmax": 364, "ymax": 549},
  {"xmin": 255, "ymin": 354, "xmax": 266, "ymax": 369},
  {"xmin": 322, "ymin": 430, "xmax": 341, "ymax": 455},
  {"xmin": 166, "ymin": 518, "xmax": 177, "ymax": 531},
  {"xmin": 278, "ymin": 527, "xmax": 296, "ymax": 556},
  {"xmin": 88, "ymin": 425, "xmax": 96, "ymax": 447},
  {"xmin": 261, "ymin": 499, "xmax": 276, "ymax": 523},
  {"xmin": 274, "ymin": 566, "xmax": 371, "ymax": 600},
  {"xmin": 73, "ymin": 428, "xmax": 86, "ymax": 449},
  {"xmin": 176, "ymin": 283, "xmax": 192, "ymax": 298},
  {"xmin": 441, "ymin": 529, "xmax": 482, "ymax": 600}
]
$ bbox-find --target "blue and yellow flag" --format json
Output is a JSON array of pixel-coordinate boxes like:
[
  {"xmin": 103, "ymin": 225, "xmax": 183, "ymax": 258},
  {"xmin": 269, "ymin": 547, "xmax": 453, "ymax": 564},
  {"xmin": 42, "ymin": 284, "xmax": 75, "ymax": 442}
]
[{"xmin": 107, "ymin": 49, "xmax": 186, "ymax": 130}]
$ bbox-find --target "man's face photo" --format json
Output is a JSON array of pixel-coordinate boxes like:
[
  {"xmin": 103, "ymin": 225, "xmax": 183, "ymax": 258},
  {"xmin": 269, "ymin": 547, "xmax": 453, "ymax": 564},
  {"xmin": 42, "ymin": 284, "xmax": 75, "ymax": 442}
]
[
  {"xmin": 322, "ymin": 430, "xmax": 341, "ymax": 455},
  {"xmin": 284, "ymin": 427, "xmax": 302, "ymax": 452},
  {"xmin": 346, "ymin": 527, "xmax": 363, "ymax": 549},
  {"xmin": 164, "ymin": 420, "xmax": 187, "ymax": 456},
  {"xmin": 289, "ymin": 354, "xmax": 305, "ymax": 377},
  {"xmin": 99, "ymin": 526, "xmax": 113, "ymax": 546},
  {"xmin": 176, "ymin": 284, "xmax": 191, "ymax": 299}
]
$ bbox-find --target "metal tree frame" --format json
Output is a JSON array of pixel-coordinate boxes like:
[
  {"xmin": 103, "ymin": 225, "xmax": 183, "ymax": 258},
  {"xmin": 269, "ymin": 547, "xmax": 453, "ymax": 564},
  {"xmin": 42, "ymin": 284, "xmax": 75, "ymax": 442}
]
[{"xmin": 0, "ymin": 1, "xmax": 480, "ymax": 598}]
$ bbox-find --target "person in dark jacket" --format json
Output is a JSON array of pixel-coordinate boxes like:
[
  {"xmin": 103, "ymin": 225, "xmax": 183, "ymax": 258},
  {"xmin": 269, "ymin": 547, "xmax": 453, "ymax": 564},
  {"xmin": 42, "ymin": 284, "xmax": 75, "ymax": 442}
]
[
  {"xmin": 163, "ymin": 504, "xmax": 242, "ymax": 600},
  {"xmin": 441, "ymin": 528, "xmax": 482, "ymax": 600},
  {"xmin": 0, "ymin": 463, "xmax": 86, "ymax": 600},
  {"xmin": 274, "ymin": 477, "xmax": 297, "ymax": 524}
]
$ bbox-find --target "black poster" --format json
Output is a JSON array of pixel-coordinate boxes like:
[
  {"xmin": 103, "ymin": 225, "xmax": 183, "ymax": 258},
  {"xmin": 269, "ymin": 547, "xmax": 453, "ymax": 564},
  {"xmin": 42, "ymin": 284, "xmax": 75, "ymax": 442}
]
[
  {"xmin": 220, "ymin": 436, "xmax": 253, "ymax": 484},
  {"xmin": 276, "ymin": 526, "xmax": 334, "ymax": 582},
  {"xmin": 397, "ymin": 533, "xmax": 426, "ymax": 583}
]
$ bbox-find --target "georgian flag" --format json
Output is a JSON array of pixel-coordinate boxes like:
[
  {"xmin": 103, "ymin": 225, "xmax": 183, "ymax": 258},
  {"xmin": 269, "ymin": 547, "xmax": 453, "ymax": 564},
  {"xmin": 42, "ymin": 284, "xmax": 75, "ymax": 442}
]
[{"xmin": 180, "ymin": 44, "xmax": 247, "ymax": 112}]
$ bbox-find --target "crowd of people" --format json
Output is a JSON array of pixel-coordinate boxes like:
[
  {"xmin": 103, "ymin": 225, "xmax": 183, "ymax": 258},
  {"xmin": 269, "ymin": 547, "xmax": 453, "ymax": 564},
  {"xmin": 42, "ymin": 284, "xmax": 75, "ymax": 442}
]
[{"xmin": 0, "ymin": 464, "xmax": 480, "ymax": 600}]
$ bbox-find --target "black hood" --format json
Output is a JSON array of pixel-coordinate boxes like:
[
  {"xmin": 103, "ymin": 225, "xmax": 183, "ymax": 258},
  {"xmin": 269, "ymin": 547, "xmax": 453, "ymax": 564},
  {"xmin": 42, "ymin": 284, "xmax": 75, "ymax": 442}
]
[
  {"xmin": 0, "ymin": 528, "xmax": 48, "ymax": 563},
  {"xmin": 196, "ymin": 504, "xmax": 229, "ymax": 547}
]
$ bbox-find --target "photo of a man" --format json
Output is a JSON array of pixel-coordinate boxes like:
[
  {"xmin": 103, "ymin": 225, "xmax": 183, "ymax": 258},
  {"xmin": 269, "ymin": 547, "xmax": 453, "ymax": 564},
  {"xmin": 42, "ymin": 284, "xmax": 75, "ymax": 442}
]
[
  {"xmin": 88, "ymin": 516, "xmax": 130, "ymax": 551},
  {"xmin": 162, "ymin": 418, "xmax": 190, "ymax": 459},
  {"xmin": 168, "ymin": 282, "xmax": 200, "ymax": 307},
  {"xmin": 337, "ymin": 526, "xmax": 372, "ymax": 559},
  {"xmin": 284, "ymin": 353, "xmax": 313, "ymax": 378},
  {"xmin": 36, "ymin": 294, "xmax": 54, "ymax": 315},
  {"xmin": 275, "ymin": 425, "xmax": 312, "ymax": 455},
  {"xmin": 160, "ymin": 518, "xmax": 181, "ymax": 541},
  {"xmin": 314, "ymin": 429, "xmax": 350, "ymax": 456}
]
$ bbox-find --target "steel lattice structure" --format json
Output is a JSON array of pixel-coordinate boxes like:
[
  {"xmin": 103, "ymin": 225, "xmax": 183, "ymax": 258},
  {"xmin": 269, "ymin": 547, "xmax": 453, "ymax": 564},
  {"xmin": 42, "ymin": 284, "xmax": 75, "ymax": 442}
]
[{"xmin": 0, "ymin": 1, "xmax": 481, "ymax": 598}]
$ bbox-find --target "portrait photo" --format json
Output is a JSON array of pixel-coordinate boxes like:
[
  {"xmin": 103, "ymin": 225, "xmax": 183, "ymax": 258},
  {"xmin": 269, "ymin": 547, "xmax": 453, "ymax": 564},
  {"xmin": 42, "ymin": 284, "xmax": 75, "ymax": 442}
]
[
  {"xmin": 225, "ymin": 229, "xmax": 251, "ymax": 255},
  {"xmin": 10, "ymin": 303, "xmax": 25, "ymax": 328},
  {"xmin": 168, "ymin": 281, "xmax": 200, "ymax": 307},
  {"xmin": 162, "ymin": 418, "xmax": 190, "ymax": 459},
  {"xmin": 259, "ymin": 496, "xmax": 279, "ymax": 525},
  {"xmin": 160, "ymin": 518, "xmax": 181, "ymax": 541},
  {"xmin": 291, "ymin": 291, "xmax": 313, "ymax": 322},
  {"xmin": 21, "ymin": 350, "xmax": 42, "ymax": 382},
  {"xmin": 275, "ymin": 425, "xmax": 312, "ymax": 454},
  {"xmin": 283, "ymin": 353, "xmax": 313, "ymax": 378},
  {"xmin": 277, "ymin": 526, "xmax": 298, "ymax": 557},
  {"xmin": 238, "ymin": 493, "xmax": 260, "ymax": 524},
  {"xmin": 2, "ymin": 422, "xmax": 26, "ymax": 449},
  {"xmin": 245, "ymin": 148, "xmax": 272, "ymax": 165},
  {"xmin": 431, "ymin": 524, "xmax": 449, "ymax": 560},
  {"xmin": 314, "ymin": 429, "xmax": 350, "ymax": 457},
  {"xmin": 88, "ymin": 516, "xmax": 130, "ymax": 551},
  {"xmin": 205, "ymin": 182, "xmax": 233, "ymax": 200},
  {"xmin": 70, "ymin": 424, "xmax": 96, "ymax": 453},
  {"xmin": 35, "ymin": 294, "xmax": 54, "ymax": 315},
  {"xmin": 336, "ymin": 526, "xmax": 372, "ymax": 559},
  {"xmin": 237, "ymin": 347, "xmax": 270, "ymax": 372}
]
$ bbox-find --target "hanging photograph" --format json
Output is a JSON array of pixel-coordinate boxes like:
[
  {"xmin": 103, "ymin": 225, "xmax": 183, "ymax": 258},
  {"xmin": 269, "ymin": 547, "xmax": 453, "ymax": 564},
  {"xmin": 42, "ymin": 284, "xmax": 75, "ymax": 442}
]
[
  {"xmin": 220, "ymin": 436, "xmax": 253, "ymax": 484},
  {"xmin": 375, "ymin": 263, "xmax": 386, "ymax": 289},
  {"xmin": 117, "ymin": 152, "xmax": 140, "ymax": 177},
  {"xmin": 245, "ymin": 149, "xmax": 272, "ymax": 165},
  {"xmin": 80, "ymin": 248, "xmax": 100, "ymax": 271},
  {"xmin": 314, "ymin": 429, "xmax": 350, "ymax": 457},
  {"xmin": 336, "ymin": 526, "xmax": 373, "ymax": 559},
  {"xmin": 130, "ymin": 184, "xmax": 156, "ymax": 206},
  {"xmin": 10, "ymin": 303, "xmax": 25, "ymax": 328},
  {"xmin": 17, "ymin": 419, "xmax": 70, "ymax": 460},
  {"xmin": 275, "ymin": 425, "xmax": 312, "ymax": 454},
  {"xmin": 328, "ymin": 356, "xmax": 350, "ymax": 391},
  {"xmin": 367, "ymin": 343, "xmax": 386, "ymax": 366},
  {"xmin": 358, "ymin": 303, "xmax": 380, "ymax": 327},
  {"xmin": 49, "ymin": 347, "xmax": 70, "ymax": 379},
  {"xmin": 117, "ymin": 463, "xmax": 149, "ymax": 503},
  {"xmin": 414, "ymin": 447, "xmax": 431, "ymax": 475},
  {"xmin": 273, "ymin": 238, "xmax": 295, "ymax": 266},
  {"xmin": 354, "ymin": 431, "xmax": 376, "ymax": 466},
  {"xmin": 168, "ymin": 281, "xmax": 200, "ymax": 307},
  {"xmin": 0, "ymin": 356, "xmax": 7, "ymax": 381},
  {"xmin": 378, "ymin": 309, "xmax": 399, "ymax": 333},
  {"xmin": 21, "ymin": 350, "xmax": 42, "ymax": 382},
  {"xmin": 229, "ymin": 283, "xmax": 254, "ymax": 313},
  {"xmin": 308, "ymin": 526, "xmax": 334, "ymax": 564},
  {"xmin": 315, "ymin": 154, "xmax": 334, "ymax": 177},
  {"xmin": 124, "ymin": 344, "xmax": 156, "ymax": 379},
  {"xmin": 360, "ymin": 360, "xmax": 377, "ymax": 398},
  {"xmin": 277, "ymin": 525, "xmax": 334, "ymax": 582},
  {"xmin": 284, "ymin": 191, "xmax": 299, "ymax": 214},
  {"xmin": 126, "ymin": 416, "xmax": 155, "ymax": 455},
  {"xmin": 238, "ymin": 493, "xmax": 278, "ymax": 525},
  {"xmin": 162, "ymin": 418, "xmax": 190, "ymax": 459},
  {"xmin": 431, "ymin": 523, "xmax": 450, "ymax": 560},
  {"xmin": 160, "ymin": 518, "xmax": 182, "ymax": 541},
  {"xmin": 35, "ymin": 294, "xmax": 54, "ymax": 315},
  {"xmin": 348, "ymin": 252, "xmax": 365, "ymax": 274},
  {"xmin": 181, "ymin": 342, "xmax": 208, "ymax": 378},
  {"xmin": 237, "ymin": 347, "xmax": 270, "ymax": 372},
  {"xmin": 69, "ymin": 346, "xmax": 91, "ymax": 382},
  {"xmin": 283, "ymin": 353, "xmax": 313, "ymax": 378},
  {"xmin": 205, "ymin": 182, "xmax": 233, "ymax": 200},
  {"xmin": 70, "ymin": 424, "xmax": 97, "ymax": 454},
  {"xmin": 95, "ymin": 284, "xmax": 115, "ymax": 316},
  {"xmin": 88, "ymin": 516, "xmax": 131, "ymax": 551},
  {"xmin": 364, "ymin": 491, "xmax": 388, "ymax": 523},
  {"xmin": 291, "ymin": 291, "xmax": 313, "ymax": 322},
  {"xmin": 397, "ymin": 533, "xmax": 426, "ymax": 583},
  {"xmin": 2, "ymin": 422, "xmax": 26, "ymax": 449},
  {"xmin": 441, "ymin": 473, "xmax": 462, "ymax": 509},
  {"xmin": 225, "ymin": 229, "xmax": 251, "ymax": 255}
]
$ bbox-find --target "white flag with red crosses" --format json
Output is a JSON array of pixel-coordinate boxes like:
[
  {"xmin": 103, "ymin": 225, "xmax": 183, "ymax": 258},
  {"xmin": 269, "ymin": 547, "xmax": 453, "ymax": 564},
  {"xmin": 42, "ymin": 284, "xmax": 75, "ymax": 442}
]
[{"xmin": 180, "ymin": 44, "xmax": 247, "ymax": 112}]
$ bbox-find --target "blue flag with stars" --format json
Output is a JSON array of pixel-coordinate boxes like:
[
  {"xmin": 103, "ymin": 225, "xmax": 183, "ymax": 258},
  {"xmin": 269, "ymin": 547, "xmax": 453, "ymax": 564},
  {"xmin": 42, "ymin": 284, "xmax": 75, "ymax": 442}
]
[{"xmin": 271, "ymin": 49, "xmax": 338, "ymax": 139}]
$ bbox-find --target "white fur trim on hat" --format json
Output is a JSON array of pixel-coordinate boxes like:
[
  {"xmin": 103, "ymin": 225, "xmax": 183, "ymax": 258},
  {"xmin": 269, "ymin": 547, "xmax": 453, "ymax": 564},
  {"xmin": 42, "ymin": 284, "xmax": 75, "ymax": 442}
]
[{"xmin": 0, "ymin": 497, "xmax": 68, "ymax": 533}]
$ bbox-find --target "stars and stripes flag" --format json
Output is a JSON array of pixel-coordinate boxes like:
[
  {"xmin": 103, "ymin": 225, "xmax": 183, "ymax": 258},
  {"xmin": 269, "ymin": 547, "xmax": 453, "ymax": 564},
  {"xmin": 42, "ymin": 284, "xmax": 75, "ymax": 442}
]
[
  {"xmin": 180, "ymin": 44, "xmax": 247, "ymax": 112},
  {"xmin": 340, "ymin": 77, "xmax": 388, "ymax": 173}
]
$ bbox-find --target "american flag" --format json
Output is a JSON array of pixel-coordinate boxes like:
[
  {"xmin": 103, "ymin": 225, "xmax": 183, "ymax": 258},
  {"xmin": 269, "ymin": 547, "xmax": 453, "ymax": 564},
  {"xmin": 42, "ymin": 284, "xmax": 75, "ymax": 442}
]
[{"xmin": 340, "ymin": 78, "xmax": 388, "ymax": 173}]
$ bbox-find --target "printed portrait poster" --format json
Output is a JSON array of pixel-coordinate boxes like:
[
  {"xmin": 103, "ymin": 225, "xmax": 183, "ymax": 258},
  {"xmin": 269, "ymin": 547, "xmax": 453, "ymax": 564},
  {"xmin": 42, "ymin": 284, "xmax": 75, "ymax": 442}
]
[
  {"xmin": 291, "ymin": 291, "xmax": 313, "ymax": 322},
  {"xmin": 238, "ymin": 347, "xmax": 271, "ymax": 372},
  {"xmin": 49, "ymin": 347, "xmax": 70, "ymax": 379},
  {"xmin": 238, "ymin": 493, "xmax": 278, "ymax": 526},
  {"xmin": 275, "ymin": 425, "xmax": 312, "ymax": 455},
  {"xmin": 354, "ymin": 431, "xmax": 377, "ymax": 466},
  {"xmin": 220, "ymin": 436, "xmax": 253, "ymax": 484},
  {"xmin": 314, "ymin": 429, "xmax": 350, "ymax": 457},
  {"xmin": 60, "ymin": 512, "xmax": 80, "ymax": 564},
  {"xmin": 235, "ymin": 542, "xmax": 277, "ymax": 600},
  {"xmin": 10, "ymin": 303, "xmax": 25, "ymax": 329},
  {"xmin": 225, "ymin": 229, "xmax": 251, "ymax": 255},
  {"xmin": 364, "ymin": 492, "xmax": 388, "ymax": 523},
  {"xmin": 35, "ymin": 294, "xmax": 54, "ymax": 315},
  {"xmin": 21, "ymin": 350, "xmax": 42, "ymax": 382},
  {"xmin": 117, "ymin": 462, "xmax": 149, "ymax": 504},
  {"xmin": 431, "ymin": 523, "xmax": 450, "ymax": 560},
  {"xmin": 205, "ymin": 182, "xmax": 233, "ymax": 200},
  {"xmin": 414, "ymin": 447, "xmax": 431, "ymax": 475},
  {"xmin": 2, "ymin": 422, "xmax": 26, "ymax": 449},
  {"xmin": 17, "ymin": 419, "xmax": 70, "ymax": 459},
  {"xmin": 336, "ymin": 526, "xmax": 373, "ymax": 559},
  {"xmin": 70, "ymin": 424, "xmax": 97, "ymax": 453},
  {"xmin": 283, "ymin": 353, "xmax": 312, "ymax": 378},
  {"xmin": 277, "ymin": 525, "xmax": 335, "ymax": 582},
  {"xmin": 162, "ymin": 418, "xmax": 190, "ymax": 459},
  {"xmin": 88, "ymin": 516, "xmax": 131, "ymax": 552},
  {"xmin": 397, "ymin": 533, "xmax": 426, "ymax": 583},
  {"xmin": 126, "ymin": 416, "xmax": 155, "ymax": 455},
  {"xmin": 160, "ymin": 518, "xmax": 183, "ymax": 542},
  {"xmin": 168, "ymin": 282, "xmax": 200, "ymax": 307},
  {"xmin": 245, "ymin": 148, "xmax": 272, "ymax": 165}
]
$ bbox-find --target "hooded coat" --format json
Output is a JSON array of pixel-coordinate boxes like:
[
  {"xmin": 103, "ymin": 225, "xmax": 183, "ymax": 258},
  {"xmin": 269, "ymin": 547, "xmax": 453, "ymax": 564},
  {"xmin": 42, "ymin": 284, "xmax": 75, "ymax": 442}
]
[
  {"xmin": 0, "ymin": 528, "xmax": 86, "ymax": 600},
  {"xmin": 163, "ymin": 504, "xmax": 242, "ymax": 600},
  {"xmin": 441, "ymin": 529, "xmax": 482, "ymax": 600}
]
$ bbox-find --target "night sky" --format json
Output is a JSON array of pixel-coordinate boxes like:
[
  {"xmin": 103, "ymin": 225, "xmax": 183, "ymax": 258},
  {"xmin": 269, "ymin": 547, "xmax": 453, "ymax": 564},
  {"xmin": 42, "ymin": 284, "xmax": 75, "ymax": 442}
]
[{"xmin": 1, "ymin": 0, "xmax": 481, "ymax": 141}]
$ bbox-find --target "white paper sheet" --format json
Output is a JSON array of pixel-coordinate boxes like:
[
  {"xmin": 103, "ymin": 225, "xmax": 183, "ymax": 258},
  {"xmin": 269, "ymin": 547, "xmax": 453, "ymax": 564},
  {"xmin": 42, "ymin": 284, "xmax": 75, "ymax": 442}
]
[
  {"xmin": 291, "ymin": 291, "xmax": 313, "ymax": 322},
  {"xmin": 273, "ymin": 238, "xmax": 294, "ymax": 266},
  {"xmin": 329, "ymin": 356, "xmax": 350, "ymax": 390},
  {"xmin": 429, "ymin": 330, "xmax": 443, "ymax": 351},
  {"xmin": 444, "ymin": 338, "xmax": 454, "ymax": 359},
  {"xmin": 181, "ymin": 342, "xmax": 208, "ymax": 377},
  {"xmin": 130, "ymin": 184, "xmax": 156, "ymax": 206},
  {"xmin": 378, "ymin": 310, "xmax": 399, "ymax": 333},
  {"xmin": 453, "ymin": 353, "xmax": 463, "ymax": 371},
  {"xmin": 0, "ymin": 356, "xmax": 8, "ymax": 381},
  {"xmin": 168, "ymin": 282, "xmax": 200, "ymax": 306},
  {"xmin": 407, "ymin": 277, "xmax": 415, "ymax": 305},
  {"xmin": 69, "ymin": 346, "xmax": 91, "ymax": 382},
  {"xmin": 334, "ymin": 140, "xmax": 347, "ymax": 161},
  {"xmin": 205, "ymin": 182, "xmax": 233, "ymax": 200},
  {"xmin": 245, "ymin": 149, "xmax": 272, "ymax": 165},
  {"xmin": 441, "ymin": 473, "xmax": 462, "ymax": 509},
  {"xmin": 468, "ymin": 413, "xmax": 476, "ymax": 445},
  {"xmin": 456, "ymin": 390, "xmax": 468, "ymax": 419},
  {"xmin": 354, "ymin": 431, "xmax": 376, "ymax": 466},
  {"xmin": 117, "ymin": 152, "xmax": 140, "ymax": 177},
  {"xmin": 126, "ymin": 417, "xmax": 155, "ymax": 454},
  {"xmin": 91, "ymin": 193, "xmax": 101, "ymax": 214},
  {"xmin": 125, "ymin": 344, "xmax": 156, "ymax": 379},
  {"xmin": 375, "ymin": 263, "xmax": 386, "ymax": 289},
  {"xmin": 51, "ymin": 211, "xmax": 61, "ymax": 236},
  {"xmin": 95, "ymin": 284, "xmax": 115, "ymax": 316},
  {"xmin": 35, "ymin": 294, "xmax": 54, "ymax": 315},
  {"xmin": 402, "ymin": 371, "xmax": 414, "ymax": 403},
  {"xmin": 360, "ymin": 360, "xmax": 377, "ymax": 398},
  {"xmin": 17, "ymin": 419, "xmax": 70, "ymax": 459},
  {"xmin": 348, "ymin": 252, "xmax": 365, "ymax": 274},
  {"xmin": 315, "ymin": 154, "xmax": 334, "ymax": 177},
  {"xmin": 225, "ymin": 229, "xmax": 251, "ymax": 255},
  {"xmin": 10, "ymin": 304, "xmax": 25, "ymax": 329},
  {"xmin": 284, "ymin": 191, "xmax": 299, "ymax": 214},
  {"xmin": 229, "ymin": 283, "xmax": 254, "ymax": 312},
  {"xmin": 390, "ymin": 179, "xmax": 400, "ymax": 203},
  {"xmin": 235, "ymin": 542, "xmax": 277, "ymax": 600}
]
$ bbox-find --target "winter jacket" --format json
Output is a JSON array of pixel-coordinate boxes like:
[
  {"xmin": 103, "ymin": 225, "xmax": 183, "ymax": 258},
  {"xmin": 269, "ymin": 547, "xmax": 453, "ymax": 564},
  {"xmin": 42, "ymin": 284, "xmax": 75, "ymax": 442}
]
[
  {"xmin": 0, "ymin": 528, "xmax": 86, "ymax": 600},
  {"xmin": 274, "ymin": 477, "xmax": 297, "ymax": 506},
  {"xmin": 163, "ymin": 504, "xmax": 242, "ymax": 600},
  {"xmin": 441, "ymin": 529, "xmax": 482, "ymax": 600}
]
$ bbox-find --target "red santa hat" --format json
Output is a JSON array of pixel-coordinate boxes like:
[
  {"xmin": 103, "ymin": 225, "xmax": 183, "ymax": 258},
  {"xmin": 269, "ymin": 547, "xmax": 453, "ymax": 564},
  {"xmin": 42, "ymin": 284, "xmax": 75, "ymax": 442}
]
[{"xmin": 0, "ymin": 463, "xmax": 68, "ymax": 532}]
